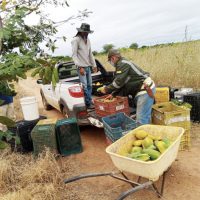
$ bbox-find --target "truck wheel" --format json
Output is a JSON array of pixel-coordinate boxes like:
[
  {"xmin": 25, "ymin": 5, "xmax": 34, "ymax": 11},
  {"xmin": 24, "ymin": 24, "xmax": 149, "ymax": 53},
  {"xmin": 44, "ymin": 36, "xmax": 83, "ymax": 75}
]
[
  {"xmin": 42, "ymin": 95, "xmax": 52, "ymax": 110},
  {"xmin": 62, "ymin": 106, "xmax": 69, "ymax": 118}
]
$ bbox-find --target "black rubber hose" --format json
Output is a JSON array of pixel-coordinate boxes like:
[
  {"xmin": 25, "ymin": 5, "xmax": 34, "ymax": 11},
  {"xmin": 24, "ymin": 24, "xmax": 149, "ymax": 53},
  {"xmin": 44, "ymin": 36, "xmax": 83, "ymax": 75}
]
[{"xmin": 64, "ymin": 172, "xmax": 113, "ymax": 184}]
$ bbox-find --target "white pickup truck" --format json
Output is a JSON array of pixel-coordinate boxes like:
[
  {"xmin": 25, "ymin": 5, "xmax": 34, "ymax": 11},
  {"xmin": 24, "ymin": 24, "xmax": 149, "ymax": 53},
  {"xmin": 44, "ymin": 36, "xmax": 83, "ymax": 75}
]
[{"xmin": 37, "ymin": 59, "xmax": 116, "ymax": 125}]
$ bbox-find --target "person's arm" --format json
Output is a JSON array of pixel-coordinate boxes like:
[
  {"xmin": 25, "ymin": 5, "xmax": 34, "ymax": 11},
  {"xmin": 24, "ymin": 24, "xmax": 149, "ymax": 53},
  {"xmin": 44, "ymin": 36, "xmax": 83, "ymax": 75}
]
[
  {"xmin": 88, "ymin": 40, "xmax": 97, "ymax": 69},
  {"xmin": 71, "ymin": 37, "xmax": 82, "ymax": 67},
  {"xmin": 106, "ymin": 63, "xmax": 130, "ymax": 93}
]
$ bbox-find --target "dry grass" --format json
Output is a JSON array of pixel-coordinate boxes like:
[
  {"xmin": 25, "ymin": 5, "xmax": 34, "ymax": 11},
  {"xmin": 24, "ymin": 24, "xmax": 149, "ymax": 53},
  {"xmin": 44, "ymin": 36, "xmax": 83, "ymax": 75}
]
[
  {"xmin": 0, "ymin": 149, "xmax": 72, "ymax": 200},
  {"xmin": 96, "ymin": 40, "xmax": 200, "ymax": 88}
]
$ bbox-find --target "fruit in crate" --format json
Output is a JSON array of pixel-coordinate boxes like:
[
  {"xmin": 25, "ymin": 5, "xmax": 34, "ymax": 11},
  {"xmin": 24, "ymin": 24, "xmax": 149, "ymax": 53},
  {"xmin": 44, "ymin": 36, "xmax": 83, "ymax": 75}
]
[
  {"xmin": 104, "ymin": 98, "xmax": 116, "ymax": 102},
  {"xmin": 97, "ymin": 97, "xmax": 117, "ymax": 103},
  {"xmin": 97, "ymin": 86, "xmax": 104, "ymax": 92},
  {"xmin": 93, "ymin": 82, "xmax": 103, "ymax": 86},
  {"xmin": 96, "ymin": 82, "xmax": 102, "ymax": 86}
]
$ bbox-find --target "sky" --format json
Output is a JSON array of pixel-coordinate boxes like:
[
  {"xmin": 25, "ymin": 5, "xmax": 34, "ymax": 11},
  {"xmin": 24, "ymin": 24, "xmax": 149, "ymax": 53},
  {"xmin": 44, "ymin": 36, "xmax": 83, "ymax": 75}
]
[{"xmin": 39, "ymin": 0, "xmax": 200, "ymax": 56}]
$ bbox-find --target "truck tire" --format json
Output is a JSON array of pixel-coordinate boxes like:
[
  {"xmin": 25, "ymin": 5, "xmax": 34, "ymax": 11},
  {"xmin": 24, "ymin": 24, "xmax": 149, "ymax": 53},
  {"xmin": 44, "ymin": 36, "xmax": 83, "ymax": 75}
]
[
  {"xmin": 61, "ymin": 105, "xmax": 69, "ymax": 118},
  {"xmin": 41, "ymin": 94, "xmax": 52, "ymax": 110}
]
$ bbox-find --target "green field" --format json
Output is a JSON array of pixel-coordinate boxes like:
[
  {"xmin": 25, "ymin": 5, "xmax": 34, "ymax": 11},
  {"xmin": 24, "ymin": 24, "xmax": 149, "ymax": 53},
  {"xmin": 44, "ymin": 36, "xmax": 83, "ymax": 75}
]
[{"xmin": 96, "ymin": 40, "xmax": 200, "ymax": 89}]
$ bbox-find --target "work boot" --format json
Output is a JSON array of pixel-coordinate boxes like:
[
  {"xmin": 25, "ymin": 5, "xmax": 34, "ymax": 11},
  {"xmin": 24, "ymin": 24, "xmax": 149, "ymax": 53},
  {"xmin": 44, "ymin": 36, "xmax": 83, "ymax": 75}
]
[{"xmin": 87, "ymin": 104, "xmax": 95, "ymax": 110}]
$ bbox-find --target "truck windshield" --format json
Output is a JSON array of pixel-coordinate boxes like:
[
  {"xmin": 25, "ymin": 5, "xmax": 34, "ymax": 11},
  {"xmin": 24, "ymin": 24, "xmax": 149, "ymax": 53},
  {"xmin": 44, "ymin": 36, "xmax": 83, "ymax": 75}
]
[{"xmin": 58, "ymin": 64, "xmax": 78, "ymax": 79}]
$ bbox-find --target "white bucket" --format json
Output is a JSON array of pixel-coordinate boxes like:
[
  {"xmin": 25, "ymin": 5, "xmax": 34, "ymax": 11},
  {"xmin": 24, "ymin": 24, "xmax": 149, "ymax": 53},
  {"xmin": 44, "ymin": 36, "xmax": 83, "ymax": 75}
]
[{"xmin": 20, "ymin": 96, "xmax": 39, "ymax": 121}]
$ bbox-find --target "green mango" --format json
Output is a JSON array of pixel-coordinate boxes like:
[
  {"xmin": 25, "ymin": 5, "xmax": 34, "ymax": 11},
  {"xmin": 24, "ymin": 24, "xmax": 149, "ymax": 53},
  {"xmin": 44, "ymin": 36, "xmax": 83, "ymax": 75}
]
[
  {"xmin": 128, "ymin": 152, "xmax": 141, "ymax": 159},
  {"xmin": 131, "ymin": 146, "xmax": 142, "ymax": 153},
  {"xmin": 155, "ymin": 141, "xmax": 167, "ymax": 153},
  {"xmin": 135, "ymin": 153, "xmax": 150, "ymax": 161},
  {"xmin": 162, "ymin": 138, "xmax": 172, "ymax": 148},
  {"xmin": 146, "ymin": 144, "xmax": 157, "ymax": 150},
  {"xmin": 148, "ymin": 134, "xmax": 162, "ymax": 141},
  {"xmin": 135, "ymin": 130, "xmax": 148, "ymax": 139},
  {"xmin": 143, "ymin": 149, "xmax": 161, "ymax": 160},
  {"xmin": 142, "ymin": 137, "xmax": 153, "ymax": 149},
  {"xmin": 133, "ymin": 140, "xmax": 143, "ymax": 147}
]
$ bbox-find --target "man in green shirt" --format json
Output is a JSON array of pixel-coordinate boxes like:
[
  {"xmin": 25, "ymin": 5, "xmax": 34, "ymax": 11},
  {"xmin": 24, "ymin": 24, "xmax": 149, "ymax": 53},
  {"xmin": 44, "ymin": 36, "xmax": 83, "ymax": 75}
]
[{"xmin": 99, "ymin": 49, "xmax": 155, "ymax": 124}]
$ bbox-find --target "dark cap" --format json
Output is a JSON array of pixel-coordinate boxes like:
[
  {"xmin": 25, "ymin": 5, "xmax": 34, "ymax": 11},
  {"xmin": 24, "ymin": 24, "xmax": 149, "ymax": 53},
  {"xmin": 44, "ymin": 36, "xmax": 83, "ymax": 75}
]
[
  {"xmin": 108, "ymin": 49, "xmax": 121, "ymax": 60},
  {"xmin": 76, "ymin": 23, "xmax": 94, "ymax": 33}
]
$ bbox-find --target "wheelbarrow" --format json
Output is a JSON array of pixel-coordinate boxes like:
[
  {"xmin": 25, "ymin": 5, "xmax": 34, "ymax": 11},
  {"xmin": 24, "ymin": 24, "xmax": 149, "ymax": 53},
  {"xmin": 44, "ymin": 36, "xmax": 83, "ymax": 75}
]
[{"xmin": 64, "ymin": 125, "xmax": 184, "ymax": 199}]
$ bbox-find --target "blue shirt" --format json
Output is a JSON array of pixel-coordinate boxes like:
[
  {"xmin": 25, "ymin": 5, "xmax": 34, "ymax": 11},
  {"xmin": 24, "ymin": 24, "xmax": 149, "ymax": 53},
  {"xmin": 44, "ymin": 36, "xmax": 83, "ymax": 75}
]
[{"xmin": 0, "ymin": 94, "xmax": 13, "ymax": 106}]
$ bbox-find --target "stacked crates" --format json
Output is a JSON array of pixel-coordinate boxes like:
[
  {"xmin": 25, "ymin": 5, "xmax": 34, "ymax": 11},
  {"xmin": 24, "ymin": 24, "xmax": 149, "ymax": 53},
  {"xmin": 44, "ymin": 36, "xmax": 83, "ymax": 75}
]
[
  {"xmin": 55, "ymin": 118, "xmax": 82, "ymax": 156},
  {"xmin": 8, "ymin": 116, "xmax": 46, "ymax": 153},
  {"xmin": 174, "ymin": 88, "xmax": 193, "ymax": 102},
  {"xmin": 102, "ymin": 112, "xmax": 138, "ymax": 142},
  {"xmin": 154, "ymin": 87, "xmax": 170, "ymax": 104},
  {"xmin": 183, "ymin": 93, "xmax": 200, "ymax": 122},
  {"xmin": 152, "ymin": 102, "xmax": 191, "ymax": 150},
  {"xmin": 94, "ymin": 95, "xmax": 130, "ymax": 117},
  {"xmin": 31, "ymin": 118, "xmax": 57, "ymax": 156}
]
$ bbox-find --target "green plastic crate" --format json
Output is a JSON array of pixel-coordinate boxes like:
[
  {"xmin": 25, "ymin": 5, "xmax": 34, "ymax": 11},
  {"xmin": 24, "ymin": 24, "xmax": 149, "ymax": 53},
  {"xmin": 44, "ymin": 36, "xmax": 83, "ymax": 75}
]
[
  {"xmin": 31, "ymin": 121, "xmax": 57, "ymax": 156},
  {"xmin": 55, "ymin": 118, "xmax": 83, "ymax": 156}
]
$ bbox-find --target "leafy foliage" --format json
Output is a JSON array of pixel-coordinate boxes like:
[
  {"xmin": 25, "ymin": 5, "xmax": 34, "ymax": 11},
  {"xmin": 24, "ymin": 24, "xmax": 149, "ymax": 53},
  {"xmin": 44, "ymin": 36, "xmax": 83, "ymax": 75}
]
[
  {"xmin": 0, "ymin": 116, "xmax": 17, "ymax": 150},
  {"xmin": 31, "ymin": 58, "xmax": 59, "ymax": 88},
  {"xmin": 102, "ymin": 44, "xmax": 115, "ymax": 53},
  {"xmin": 129, "ymin": 43, "xmax": 138, "ymax": 49},
  {"xmin": 0, "ymin": 81, "xmax": 16, "ymax": 96},
  {"xmin": 0, "ymin": 0, "xmax": 91, "ymax": 94}
]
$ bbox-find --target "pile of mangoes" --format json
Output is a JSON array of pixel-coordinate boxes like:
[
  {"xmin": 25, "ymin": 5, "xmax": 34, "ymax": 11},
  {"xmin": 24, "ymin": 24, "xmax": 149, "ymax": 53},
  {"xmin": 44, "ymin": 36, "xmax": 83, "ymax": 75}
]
[
  {"xmin": 98, "ymin": 97, "xmax": 117, "ymax": 103},
  {"xmin": 118, "ymin": 130, "xmax": 172, "ymax": 162},
  {"xmin": 93, "ymin": 82, "xmax": 102, "ymax": 86}
]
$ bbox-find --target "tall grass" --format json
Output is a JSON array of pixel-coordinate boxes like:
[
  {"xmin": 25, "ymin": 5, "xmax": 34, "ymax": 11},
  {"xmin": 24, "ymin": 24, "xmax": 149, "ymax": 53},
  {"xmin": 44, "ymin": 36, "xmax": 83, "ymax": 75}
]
[{"xmin": 96, "ymin": 40, "xmax": 200, "ymax": 88}]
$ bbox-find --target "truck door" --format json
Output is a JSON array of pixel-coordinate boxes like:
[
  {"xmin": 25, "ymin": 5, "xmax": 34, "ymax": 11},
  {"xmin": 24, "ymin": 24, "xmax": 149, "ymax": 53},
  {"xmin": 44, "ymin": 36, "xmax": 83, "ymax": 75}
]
[
  {"xmin": 50, "ymin": 82, "xmax": 61, "ymax": 110},
  {"xmin": 42, "ymin": 83, "xmax": 54, "ymax": 106}
]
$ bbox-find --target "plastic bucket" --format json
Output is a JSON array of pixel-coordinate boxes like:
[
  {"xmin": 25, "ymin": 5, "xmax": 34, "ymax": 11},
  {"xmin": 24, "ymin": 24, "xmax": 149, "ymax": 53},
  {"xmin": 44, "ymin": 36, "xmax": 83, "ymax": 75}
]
[{"xmin": 20, "ymin": 96, "xmax": 39, "ymax": 121}]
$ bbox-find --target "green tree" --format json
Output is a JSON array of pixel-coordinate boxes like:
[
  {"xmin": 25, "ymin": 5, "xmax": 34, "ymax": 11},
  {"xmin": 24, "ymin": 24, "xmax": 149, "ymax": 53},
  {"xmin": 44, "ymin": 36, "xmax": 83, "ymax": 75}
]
[
  {"xmin": 102, "ymin": 44, "xmax": 114, "ymax": 53},
  {"xmin": 0, "ymin": 0, "xmax": 91, "ymax": 95},
  {"xmin": 92, "ymin": 50, "xmax": 98, "ymax": 56},
  {"xmin": 129, "ymin": 43, "xmax": 138, "ymax": 49}
]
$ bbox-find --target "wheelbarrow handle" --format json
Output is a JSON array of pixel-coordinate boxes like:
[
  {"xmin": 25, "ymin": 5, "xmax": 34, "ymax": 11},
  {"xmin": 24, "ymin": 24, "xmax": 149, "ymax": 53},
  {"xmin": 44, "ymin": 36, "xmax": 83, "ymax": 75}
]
[
  {"xmin": 116, "ymin": 180, "xmax": 153, "ymax": 200},
  {"xmin": 64, "ymin": 172, "xmax": 113, "ymax": 184}
]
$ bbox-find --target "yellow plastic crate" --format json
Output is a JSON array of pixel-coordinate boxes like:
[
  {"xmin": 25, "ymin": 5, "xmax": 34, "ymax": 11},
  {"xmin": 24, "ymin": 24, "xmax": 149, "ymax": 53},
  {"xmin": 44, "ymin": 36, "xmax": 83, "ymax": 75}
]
[
  {"xmin": 152, "ymin": 102, "xmax": 191, "ymax": 150},
  {"xmin": 106, "ymin": 125, "xmax": 184, "ymax": 181},
  {"xmin": 37, "ymin": 118, "xmax": 57, "ymax": 125},
  {"xmin": 154, "ymin": 87, "xmax": 170, "ymax": 103},
  {"xmin": 179, "ymin": 129, "xmax": 190, "ymax": 150}
]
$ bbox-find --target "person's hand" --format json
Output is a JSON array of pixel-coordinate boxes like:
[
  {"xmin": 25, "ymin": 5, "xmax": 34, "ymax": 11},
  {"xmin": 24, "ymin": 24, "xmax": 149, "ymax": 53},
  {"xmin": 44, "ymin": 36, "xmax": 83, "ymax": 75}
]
[
  {"xmin": 97, "ymin": 86, "xmax": 106, "ymax": 94},
  {"xmin": 105, "ymin": 94, "xmax": 113, "ymax": 100},
  {"xmin": 79, "ymin": 67, "xmax": 85, "ymax": 76},
  {"xmin": 93, "ymin": 67, "xmax": 97, "ymax": 73}
]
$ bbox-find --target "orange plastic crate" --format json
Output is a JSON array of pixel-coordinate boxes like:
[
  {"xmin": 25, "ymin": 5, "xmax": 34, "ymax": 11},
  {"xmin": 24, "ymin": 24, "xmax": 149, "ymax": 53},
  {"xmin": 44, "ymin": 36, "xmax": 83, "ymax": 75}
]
[{"xmin": 94, "ymin": 95, "xmax": 130, "ymax": 117}]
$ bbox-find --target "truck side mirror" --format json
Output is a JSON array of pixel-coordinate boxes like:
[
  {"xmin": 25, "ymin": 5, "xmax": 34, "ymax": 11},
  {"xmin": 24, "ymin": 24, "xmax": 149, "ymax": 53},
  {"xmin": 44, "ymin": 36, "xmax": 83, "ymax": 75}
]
[{"xmin": 37, "ymin": 79, "xmax": 43, "ymax": 84}]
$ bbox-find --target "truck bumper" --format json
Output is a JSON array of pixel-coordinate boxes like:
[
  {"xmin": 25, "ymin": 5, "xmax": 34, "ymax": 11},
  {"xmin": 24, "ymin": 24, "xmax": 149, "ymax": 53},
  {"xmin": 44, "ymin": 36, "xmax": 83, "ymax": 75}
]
[{"xmin": 71, "ymin": 103, "xmax": 90, "ymax": 126}]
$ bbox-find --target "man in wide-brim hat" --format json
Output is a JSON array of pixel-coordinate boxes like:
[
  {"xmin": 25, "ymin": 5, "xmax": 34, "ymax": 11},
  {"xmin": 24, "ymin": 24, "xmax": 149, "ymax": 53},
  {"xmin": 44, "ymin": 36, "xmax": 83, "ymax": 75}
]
[
  {"xmin": 76, "ymin": 23, "xmax": 94, "ymax": 33},
  {"xmin": 71, "ymin": 23, "xmax": 97, "ymax": 109}
]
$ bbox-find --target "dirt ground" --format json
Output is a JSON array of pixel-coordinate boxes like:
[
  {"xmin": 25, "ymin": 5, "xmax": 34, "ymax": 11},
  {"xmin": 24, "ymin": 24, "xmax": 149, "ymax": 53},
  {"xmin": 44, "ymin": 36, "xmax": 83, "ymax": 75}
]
[{"xmin": 13, "ymin": 77, "xmax": 200, "ymax": 200}]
